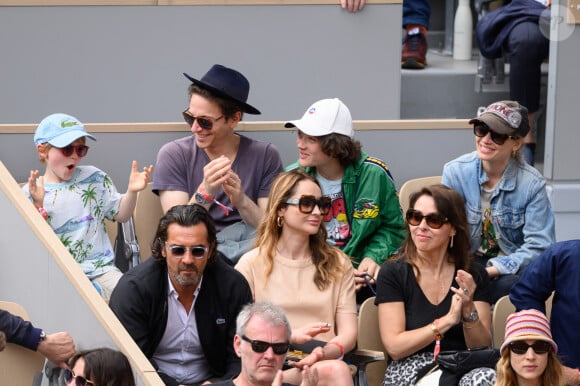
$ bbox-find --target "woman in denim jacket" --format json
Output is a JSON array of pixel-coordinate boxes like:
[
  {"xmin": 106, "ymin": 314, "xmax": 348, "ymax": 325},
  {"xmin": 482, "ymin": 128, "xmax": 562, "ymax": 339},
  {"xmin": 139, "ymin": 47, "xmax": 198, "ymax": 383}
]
[{"xmin": 442, "ymin": 100, "xmax": 555, "ymax": 304}]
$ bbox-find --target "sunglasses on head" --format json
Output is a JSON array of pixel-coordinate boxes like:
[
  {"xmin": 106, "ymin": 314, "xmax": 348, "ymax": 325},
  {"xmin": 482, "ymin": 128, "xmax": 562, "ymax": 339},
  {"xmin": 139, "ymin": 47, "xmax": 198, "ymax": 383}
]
[
  {"xmin": 166, "ymin": 243, "xmax": 209, "ymax": 259},
  {"xmin": 58, "ymin": 144, "xmax": 89, "ymax": 158},
  {"xmin": 64, "ymin": 369, "xmax": 95, "ymax": 386},
  {"xmin": 285, "ymin": 195, "xmax": 331, "ymax": 216},
  {"xmin": 473, "ymin": 123, "xmax": 519, "ymax": 146},
  {"xmin": 406, "ymin": 209, "xmax": 449, "ymax": 229},
  {"xmin": 509, "ymin": 340, "xmax": 552, "ymax": 355},
  {"xmin": 182, "ymin": 109, "xmax": 224, "ymax": 130},
  {"xmin": 241, "ymin": 335, "xmax": 290, "ymax": 355}
]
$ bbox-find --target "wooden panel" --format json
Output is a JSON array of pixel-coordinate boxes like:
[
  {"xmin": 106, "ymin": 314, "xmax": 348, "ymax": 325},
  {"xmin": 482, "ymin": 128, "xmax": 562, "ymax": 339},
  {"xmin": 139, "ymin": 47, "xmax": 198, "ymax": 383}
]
[{"xmin": 568, "ymin": 0, "xmax": 580, "ymax": 23}]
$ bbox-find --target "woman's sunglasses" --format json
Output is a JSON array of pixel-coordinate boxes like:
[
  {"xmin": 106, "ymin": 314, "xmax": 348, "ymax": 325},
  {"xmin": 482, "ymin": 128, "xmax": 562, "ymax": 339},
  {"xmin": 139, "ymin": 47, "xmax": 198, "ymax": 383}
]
[
  {"xmin": 64, "ymin": 369, "xmax": 95, "ymax": 386},
  {"xmin": 58, "ymin": 145, "xmax": 89, "ymax": 158},
  {"xmin": 166, "ymin": 243, "xmax": 209, "ymax": 259},
  {"xmin": 182, "ymin": 109, "xmax": 224, "ymax": 130},
  {"xmin": 474, "ymin": 123, "xmax": 519, "ymax": 146},
  {"xmin": 509, "ymin": 340, "xmax": 552, "ymax": 355},
  {"xmin": 406, "ymin": 209, "xmax": 449, "ymax": 229},
  {"xmin": 285, "ymin": 195, "xmax": 331, "ymax": 216},
  {"xmin": 241, "ymin": 335, "xmax": 290, "ymax": 355}
]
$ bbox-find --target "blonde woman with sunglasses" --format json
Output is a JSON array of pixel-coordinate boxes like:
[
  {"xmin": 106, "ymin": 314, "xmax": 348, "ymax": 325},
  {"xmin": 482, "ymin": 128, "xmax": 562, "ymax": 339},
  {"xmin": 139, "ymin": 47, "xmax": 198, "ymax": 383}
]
[
  {"xmin": 495, "ymin": 309, "xmax": 564, "ymax": 386},
  {"xmin": 376, "ymin": 184, "xmax": 495, "ymax": 386},
  {"xmin": 442, "ymin": 100, "xmax": 555, "ymax": 304},
  {"xmin": 236, "ymin": 170, "xmax": 357, "ymax": 386}
]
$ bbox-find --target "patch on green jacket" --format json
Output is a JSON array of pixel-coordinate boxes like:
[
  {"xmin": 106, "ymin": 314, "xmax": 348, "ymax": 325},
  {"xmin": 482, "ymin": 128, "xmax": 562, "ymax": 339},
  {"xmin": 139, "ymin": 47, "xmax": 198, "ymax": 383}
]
[{"xmin": 353, "ymin": 198, "xmax": 379, "ymax": 219}]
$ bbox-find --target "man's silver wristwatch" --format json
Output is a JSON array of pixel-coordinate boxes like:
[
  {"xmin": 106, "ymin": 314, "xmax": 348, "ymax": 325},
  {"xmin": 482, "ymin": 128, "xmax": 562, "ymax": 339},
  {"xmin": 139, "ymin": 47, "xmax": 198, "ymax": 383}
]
[
  {"xmin": 461, "ymin": 309, "xmax": 479, "ymax": 323},
  {"xmin": 194, "ymin": 191, "xmax": 212, "ymax": 205},
  {"xmin": 39, "ymin": 330, "xmax": 47, "ymax": 342}
]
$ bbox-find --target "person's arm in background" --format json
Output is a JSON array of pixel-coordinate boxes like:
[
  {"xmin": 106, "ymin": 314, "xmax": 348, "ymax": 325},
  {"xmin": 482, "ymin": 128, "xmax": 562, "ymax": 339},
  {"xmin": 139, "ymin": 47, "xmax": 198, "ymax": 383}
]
[
  {"xmin": 0, "ymin": 310, "xmax": 75, "ymax": 367},
  {"xmin": 341, "ymin": 0, "xmax": 365, "ymax": 12}
]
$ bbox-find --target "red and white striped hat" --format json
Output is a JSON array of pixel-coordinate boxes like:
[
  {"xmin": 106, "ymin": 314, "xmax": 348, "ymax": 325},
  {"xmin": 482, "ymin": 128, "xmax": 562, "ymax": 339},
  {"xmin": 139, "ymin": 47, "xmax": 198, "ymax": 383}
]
[{"xmin": 500, "ymin": 309, "xmax": 557, "ymax": 354}]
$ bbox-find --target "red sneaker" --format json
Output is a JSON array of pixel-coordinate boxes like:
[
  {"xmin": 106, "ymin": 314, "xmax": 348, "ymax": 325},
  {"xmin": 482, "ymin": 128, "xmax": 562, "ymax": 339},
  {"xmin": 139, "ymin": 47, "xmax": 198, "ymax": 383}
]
[{"xmin": 402, "ymin": 28, "xmax": 428, "ymax": 69}]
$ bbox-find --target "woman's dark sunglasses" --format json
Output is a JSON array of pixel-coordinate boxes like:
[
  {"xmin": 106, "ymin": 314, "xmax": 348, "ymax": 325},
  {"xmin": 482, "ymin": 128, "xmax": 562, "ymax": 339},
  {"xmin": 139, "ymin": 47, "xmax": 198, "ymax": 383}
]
[
  {"xmin": 166, "ymin": 243, "xmax": 208, "ymax": 259},
  {"xmin": 59, "ymin": 145, "xmax": 89, "ymax": 158},
  {"xmin": 241, "ymin": 335, "xmax": 290, "ymax": 355},
  {"xmin": 182, "ymin": 109, "xmax": 224, "ymax": 130},
  {"xmin": 474, "ymin": 123, "xmax": 519, "ymax": 146},
  {"xmin": 509, "ymin": 340, "xmax": 551, "ymax": 355},
  {"xmin": 406, "ymin": 209, "xmax": 449, "ymax": 229},
  {"xmin": 285, "ymin": 195, "xmax": 331, "ymax": 216},
  {"xmin": 64, "ymin": 369, "xmax": 95, "ymax": 386}
]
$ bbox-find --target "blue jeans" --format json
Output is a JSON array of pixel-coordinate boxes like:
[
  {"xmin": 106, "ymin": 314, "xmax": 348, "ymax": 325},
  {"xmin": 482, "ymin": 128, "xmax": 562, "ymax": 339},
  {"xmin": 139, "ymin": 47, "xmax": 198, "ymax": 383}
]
[{"xmin": 403, "ymin": 0, "xmax": 431, "ymax": 29}]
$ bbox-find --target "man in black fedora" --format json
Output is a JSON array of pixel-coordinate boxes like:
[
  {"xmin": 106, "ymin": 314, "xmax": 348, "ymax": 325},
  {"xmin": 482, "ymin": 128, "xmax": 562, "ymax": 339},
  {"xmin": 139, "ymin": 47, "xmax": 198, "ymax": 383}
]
[{"xmin": 153, "ymin": 64, "xmax": 283, "ymax": 263}]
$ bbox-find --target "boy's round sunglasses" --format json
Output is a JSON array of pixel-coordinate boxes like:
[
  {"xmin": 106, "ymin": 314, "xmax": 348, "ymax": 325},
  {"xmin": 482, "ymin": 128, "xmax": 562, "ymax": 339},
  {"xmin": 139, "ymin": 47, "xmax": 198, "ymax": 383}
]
[
  {"xmin": 182, "ymin": 109, "xmax": 224, "ymax": 130},
  {"xmin": 474, "ymin": 123, "xmax": 519, "ymax": 146},
  {"xmin": 58, "ymin": 145, "xmax": 89, "ymax": 158},
  {"xmin": 64, "ymin": 369, "xmax": 95, "ymax": 386},
  {"xmin": 241, "ymin": 335, "xmax": 290, "ymax": 355},
  {"xmin": 406, "ymin": 209, "xmax": 449, "ymax": 229},
  {"xmin": 509, "ymin": 340, "xmax": 551, "ymax": 355},
  {"xmin": 285, "ymin": 195, "xmax": 331, "ymax": 216}
]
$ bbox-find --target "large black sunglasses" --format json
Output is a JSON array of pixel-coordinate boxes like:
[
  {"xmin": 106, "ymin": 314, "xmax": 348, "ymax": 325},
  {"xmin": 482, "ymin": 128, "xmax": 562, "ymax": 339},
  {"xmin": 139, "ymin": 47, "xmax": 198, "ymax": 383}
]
[
  {"xmin": 58, "ymin": 144, "xmax": 89, "ymax": 158},
  {"xmin": 474, "ymin": 123, "xmax": 519, "ymax": 146},
  {"xmin": 241, "ymin": 335, "xmax": 290, "ymax": 355},
  {"xmin": 406, "ymin": 209, "xmax": 449, "ymax": 229},
  {"xmin": 509, "ymin": 340, "xmax": 552, "ymax": 355},
  {"xmin": 64, "ymin": 369, "xmax": 95, "ymax": 386},
  {"xmin": 166, "ymin": 243, "xmax": 208, "ymax": 259},
  {"xmin": 285, "ymin": 195, "xmax": 331, "ymax": 216},
  {"xmin": 182, "ymin": 109, "xmax": 224, "ymax": 130}
]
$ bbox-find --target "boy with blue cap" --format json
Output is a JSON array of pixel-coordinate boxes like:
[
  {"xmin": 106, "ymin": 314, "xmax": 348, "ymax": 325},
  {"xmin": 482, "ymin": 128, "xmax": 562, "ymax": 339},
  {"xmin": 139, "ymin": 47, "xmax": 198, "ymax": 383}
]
[{"xmin": 24, "ymin": 113, "xmax": 153, "ymax": 301}]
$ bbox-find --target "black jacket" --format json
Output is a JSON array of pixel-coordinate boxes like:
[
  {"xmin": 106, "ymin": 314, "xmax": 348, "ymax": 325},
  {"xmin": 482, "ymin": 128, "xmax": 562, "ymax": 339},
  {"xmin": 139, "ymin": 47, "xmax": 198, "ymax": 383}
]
[
  {"xmin": 109, "ymin": 257, "xmax": 253, "ymax": 382},
  {"xmin": 0, "ymin": 309, "xmax": 42, "ymax": 351}
]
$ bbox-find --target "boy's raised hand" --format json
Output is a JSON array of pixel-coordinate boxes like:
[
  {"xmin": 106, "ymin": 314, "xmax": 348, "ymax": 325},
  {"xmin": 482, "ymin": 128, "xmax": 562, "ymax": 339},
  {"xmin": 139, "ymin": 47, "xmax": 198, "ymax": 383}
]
[
  {"xmin": 127, "ymin": 160, "xmax": 153, "ymax": 193},
  {"xmin": 28, "ymin": 169, "xmax": 45, "ymax": 208}
]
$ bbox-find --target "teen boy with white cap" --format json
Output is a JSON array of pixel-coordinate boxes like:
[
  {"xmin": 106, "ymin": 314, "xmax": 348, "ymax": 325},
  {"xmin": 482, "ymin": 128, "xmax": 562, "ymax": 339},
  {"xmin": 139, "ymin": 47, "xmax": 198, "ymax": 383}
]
[{"xmin": 285, "ymin": 98, "xmax": 405, "ymax": 301}]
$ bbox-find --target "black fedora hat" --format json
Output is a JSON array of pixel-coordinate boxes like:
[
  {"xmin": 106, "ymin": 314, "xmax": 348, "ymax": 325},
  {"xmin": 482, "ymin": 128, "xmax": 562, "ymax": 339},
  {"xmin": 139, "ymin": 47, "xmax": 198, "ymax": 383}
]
[{"xmin": 183, "ymin": 64, "xmax": 261, "ymax": 115}]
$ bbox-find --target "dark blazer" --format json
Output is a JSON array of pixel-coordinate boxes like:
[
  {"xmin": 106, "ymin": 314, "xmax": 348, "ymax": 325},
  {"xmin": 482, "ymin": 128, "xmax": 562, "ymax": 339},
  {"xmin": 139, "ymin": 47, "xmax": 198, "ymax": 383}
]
[
  {"xmin": 109, "ymin": 256, "xmax": 253, "ymax": 382},
  {"xmin": 0, "ymin": 310, "xmax": 43, "ymax": 351}
]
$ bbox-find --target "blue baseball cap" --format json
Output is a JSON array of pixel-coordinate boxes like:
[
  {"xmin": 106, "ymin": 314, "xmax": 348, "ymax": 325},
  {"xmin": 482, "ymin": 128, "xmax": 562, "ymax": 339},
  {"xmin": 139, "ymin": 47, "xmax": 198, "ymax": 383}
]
[{"xmin": 34, "ymin": 113, "xmax": 97, "ymax": 147}]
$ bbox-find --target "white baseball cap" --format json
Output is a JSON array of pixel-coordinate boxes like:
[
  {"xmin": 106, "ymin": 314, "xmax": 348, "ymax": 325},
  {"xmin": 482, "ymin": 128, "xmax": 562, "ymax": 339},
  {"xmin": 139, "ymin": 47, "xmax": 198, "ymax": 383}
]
[{"xmin": 284, "ymin": 98, "xmax": 354, "ymax": 138}]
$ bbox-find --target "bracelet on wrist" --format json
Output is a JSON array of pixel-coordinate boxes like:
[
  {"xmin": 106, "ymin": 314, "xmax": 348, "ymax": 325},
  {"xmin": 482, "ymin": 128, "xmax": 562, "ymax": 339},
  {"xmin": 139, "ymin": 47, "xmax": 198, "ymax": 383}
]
[
  {"xmin": 195, "ymin": 186, "xmax": 234, "ymax": 216},
  {"xmin": 325, "ymin": 341, "xmax": 345, "ymax": 360},
  {"xmin": 36, "ymin": 206, "xmax": 48, "ymax": 220},
  {"xmin": 431, "ymin": 318, "xmax": 442, "ymax": 360}
]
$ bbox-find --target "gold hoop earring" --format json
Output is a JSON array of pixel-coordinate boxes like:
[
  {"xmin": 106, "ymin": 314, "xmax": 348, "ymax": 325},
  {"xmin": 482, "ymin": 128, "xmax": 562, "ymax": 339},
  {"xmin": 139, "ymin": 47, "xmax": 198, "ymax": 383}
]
[
  {"xmin": 450, "ymin": 235, "xmax": 454, "ymax": 248},
  {"xmin": 277, "ymin": 216, "xmax": 283, "ymax": 228}
]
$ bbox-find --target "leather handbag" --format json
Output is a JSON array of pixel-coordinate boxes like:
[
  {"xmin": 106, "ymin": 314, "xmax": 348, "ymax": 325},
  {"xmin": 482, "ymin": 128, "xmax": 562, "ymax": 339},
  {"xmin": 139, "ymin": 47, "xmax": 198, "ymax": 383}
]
[{"xmin": 435, "ymin": 347, "xmax": 500, "ymax": 376}]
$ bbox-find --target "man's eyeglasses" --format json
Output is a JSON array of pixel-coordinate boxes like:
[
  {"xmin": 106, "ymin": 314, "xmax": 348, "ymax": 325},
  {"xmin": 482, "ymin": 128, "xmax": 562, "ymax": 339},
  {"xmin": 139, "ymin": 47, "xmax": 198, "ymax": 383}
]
[
  {"xmin": 406, "ymin": 209, "xmax": 449, "ymax": 229},
  {"xmin": 58, "ymin": 145, "xmax": 89, "ymax": 158},
  {"xmin": 509, "ymin": 340, "xmax": 552, "ymax": 355},
  {"xmin": 182, "ymin": 109, "xmax": 224, "ymax": 130},
  {"xmin": 166, "ymin": 243, "xmax": 209, "ymax": 259},
  {"xmin": 474, "ymin": 123, "xmax": 519, "ymax": 146},
  {"xmin": 64, "ymin": 369, "xmax": 95, "ymax": 386},
  {"xmin": 241, "ymin": 335, "xmax": 290, "ymax": 355},
  {"xmin": 285, "ymin": 195, "xmax": 331, "ymax": 216}
]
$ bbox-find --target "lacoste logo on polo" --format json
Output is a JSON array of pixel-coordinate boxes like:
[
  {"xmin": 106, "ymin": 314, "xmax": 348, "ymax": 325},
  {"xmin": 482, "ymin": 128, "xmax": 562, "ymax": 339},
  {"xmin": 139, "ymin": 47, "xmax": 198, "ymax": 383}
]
[
  {"xmin": 61, "ymin": 119, "xmax": 79, "ymax": 129},
  {"xmin": 308, "ymin": 107, "xmax": 316, "ymax": 114},
  {"xmin": 216, "ymin": 318, "xmax": 226, "ymax": 325}
]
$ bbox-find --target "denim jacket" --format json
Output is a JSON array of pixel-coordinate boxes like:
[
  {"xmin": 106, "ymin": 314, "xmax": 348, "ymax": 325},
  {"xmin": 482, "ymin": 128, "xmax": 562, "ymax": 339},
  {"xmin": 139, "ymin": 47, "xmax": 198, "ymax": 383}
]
[{"xmin": 442, "ymin": 151, "xmax": 555, "ymax": 275}]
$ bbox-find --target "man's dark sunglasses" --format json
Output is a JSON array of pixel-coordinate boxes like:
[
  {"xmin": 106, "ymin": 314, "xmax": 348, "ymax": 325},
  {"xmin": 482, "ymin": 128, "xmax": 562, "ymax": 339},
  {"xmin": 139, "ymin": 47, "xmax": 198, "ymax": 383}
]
[
  {"xmin": 285, "ymin": 195, "xmax": 331, "ymax": 216},
  {"xmin": 64, "ymin": 369, "xmax": 95, "ymax": 386},
  {"xmin": 166, "ymin": 243, "xmax": 208, "ymax": 259},
  {"xmin": 182, "ymin": 109, "xmax": 224, "ymax": 130},
  {"xmin": 241, "ymin": 335, "xmax": 290, "ymax": 355},
  {"xmin": 509, "ymin": 340, "xmax": 552, "ymax": 355},
  {"xmin": 406, "ymin": 209, "xmax": 449, "ymax": 229},
  {"xmin": 474, "ymin": 123, "xmax": 519, "ymax": 146},
  {"xmin": 59, "ymin": 145, "xmax": 89, "ymax": 158}
]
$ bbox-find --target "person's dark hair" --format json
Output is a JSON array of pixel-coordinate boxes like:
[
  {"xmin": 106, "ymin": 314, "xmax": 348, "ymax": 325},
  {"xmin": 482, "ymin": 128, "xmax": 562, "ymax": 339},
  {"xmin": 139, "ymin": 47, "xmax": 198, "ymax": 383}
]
[
  {"xmin": 188, "ymin": 84, "xmax": 244, "ymax": 121},
  {"xmin": 68, "ymin": 347, "xmax": 136, "ymax": 386},
  {"xmin": 399, "ymin": 184, "xmax": 471, "ymax": 275},
  {"xmin": 151, "ymin": 204, "xmax": 218, "ymax": 264},
  {"xmin": 317, "ymin": 133, "xmax": 362, "ymax": 167},
  {"xmin": 236, "ymin": 301, "xmax": 291, "ymax": 342}
]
